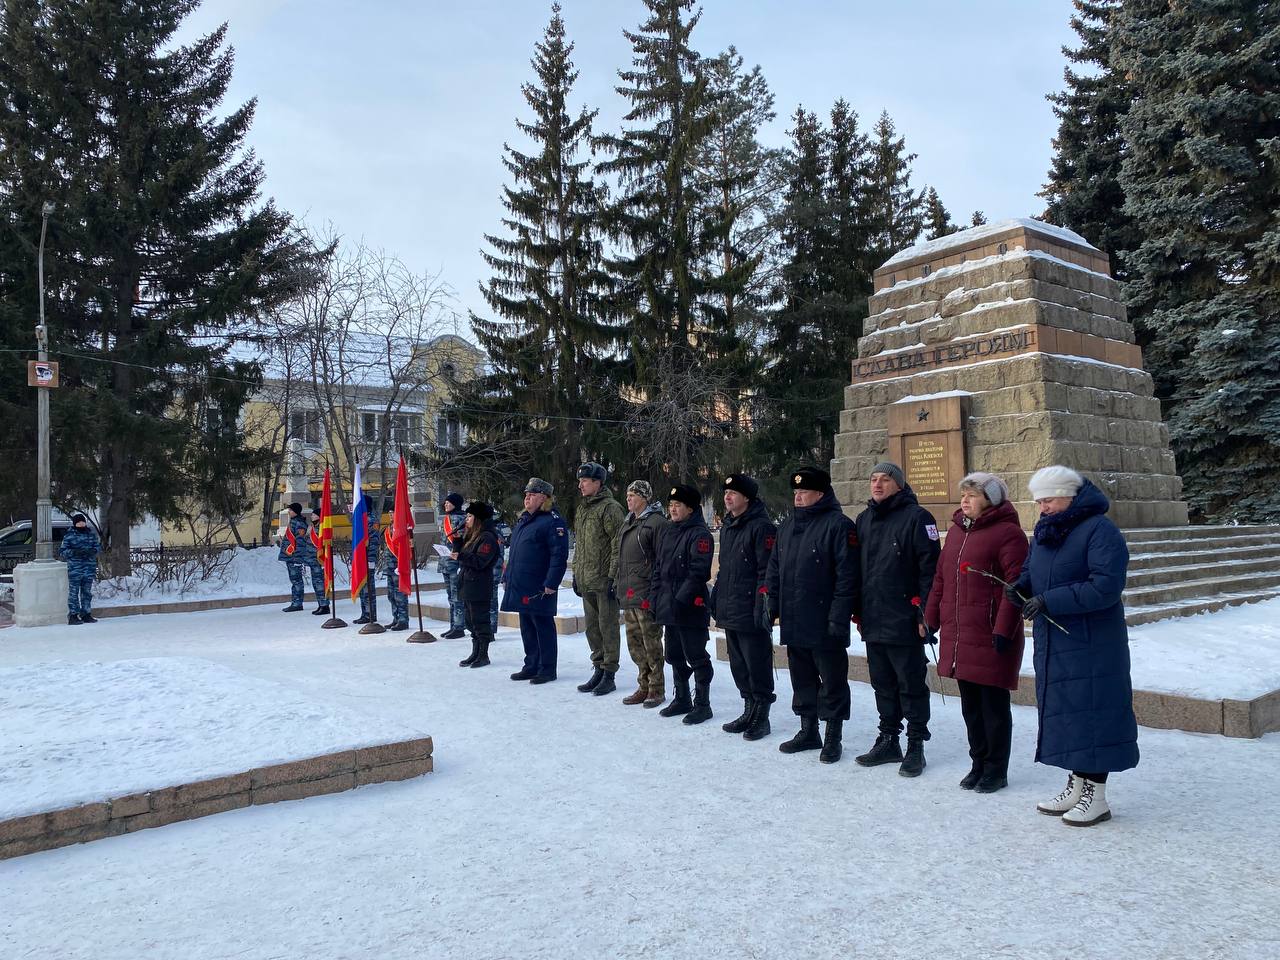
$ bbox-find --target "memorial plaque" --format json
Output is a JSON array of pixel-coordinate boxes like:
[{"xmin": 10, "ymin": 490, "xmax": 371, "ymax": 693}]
[{"xmin": 904, "ymin": 434, "xmax": 950, "ymax": 501}]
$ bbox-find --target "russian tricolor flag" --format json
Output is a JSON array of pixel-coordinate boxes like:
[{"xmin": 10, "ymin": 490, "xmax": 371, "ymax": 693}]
[{"xmin": 350, "ymin": 462, "xmax": 369, "ymax": 602}]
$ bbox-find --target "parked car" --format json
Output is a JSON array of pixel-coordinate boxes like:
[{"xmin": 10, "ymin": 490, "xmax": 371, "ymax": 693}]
[{"xmin": 0, "ymin": 520, "xmax": 74, "ymax": 574}]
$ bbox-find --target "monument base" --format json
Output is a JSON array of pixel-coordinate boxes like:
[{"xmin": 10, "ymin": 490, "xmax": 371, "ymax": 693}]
[{"xmin": 13, "ymin": 560, "xmax": 69, "ymax": 628}]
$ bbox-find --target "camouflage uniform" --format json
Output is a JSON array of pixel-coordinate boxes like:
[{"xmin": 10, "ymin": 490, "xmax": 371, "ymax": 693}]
[
  {"xmin": 358, "ymin": 528, "xmax": 381, "ymax": 622},
  {"xmin": 439, "ymin": 507, "xmax": 467, "ymax": 631},
  {"xmin": 58, "ymin": 524, "xmax": 100, "ymax": 617},
  {"xmin": 573, "ymin": 490, "xmax": 626, "ymax": 674},
  {"xmin": 615, "ymin": 499, "xmax": 668, "ymax": 698},
  {"xmin": 304, "ymin": 522, "xmax": 327, "ymax": 607},
  {"xmin": 378, "ymin": 528, "xmax": 409, "ymax": 626},
  {"xmin": 277, "ymin": 514, "xmax": 312, "ymax": 607}
]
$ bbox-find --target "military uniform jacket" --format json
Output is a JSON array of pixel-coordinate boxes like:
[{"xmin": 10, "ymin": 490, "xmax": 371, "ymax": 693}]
[
  {"xmin": 764, "ymin": 490, "xmax": 858, "ymax": 649},
  {"xmin": 59, "ymin": 527, "xmax": 100, "ymax": 579},
  {"xmin": 649, "ymin": 514, "xmax": 714, "ymax": 627},
  {"xmin": 853, "ymin": 485, "xmax": 941, "ymax": 646},
  {"xmin": 277, "ymin": 515, "xmax": 311, "ymax": 562},
  {"xmin": 572, "ymin": 491, "xmax": 625, "ymax": 592},
  {"xmin": 614, "ymin": 503, "xmax": 666, "ymax": 610},
  {"xmin": 711, "ymin": 498, "xmax": 776, "ymax": 632},
  {"xmin": 500, "ymin": 506, "xmax": 569, "ymax": 616},
  {"xmin": 457, "ymin": 524, "xmax": 502, "ymax": 601},
  {"xmin": 439, "ymin": 509, "xmax": 466, "ymax": 561},
  {"xmin": 376, "ymin": 528, "xmax": 399, "ymax": 576}
]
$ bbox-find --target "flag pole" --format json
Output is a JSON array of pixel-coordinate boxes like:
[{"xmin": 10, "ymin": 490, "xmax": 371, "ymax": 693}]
[
  {"xmin": 321, "ymin": 462, "xmax": 347, "ymax": 629},
  {"xmin": 407, "ymin": 539, "xmax": 436, "ymax": 643}
]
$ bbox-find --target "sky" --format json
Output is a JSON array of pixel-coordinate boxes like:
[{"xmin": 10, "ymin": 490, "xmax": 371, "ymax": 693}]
[{"xmin": 179, "ymin": 0, "xmax": 1079, "ymax": 332}]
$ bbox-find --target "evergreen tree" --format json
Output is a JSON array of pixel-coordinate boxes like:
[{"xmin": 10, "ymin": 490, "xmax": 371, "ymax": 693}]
[
  {"xmin": 865, "ymin": 111, "xmax": 925, "ymax": 266},
  {"xmin": 970, "ymin": 210, "xmax": 988, "ymax": 227},
  {"xmin": 923, "ymin": 187, "xmax": 957, "ymax": 240},
  {"xmin": 0, "ymin": 0, "xmax": 314, "ymax": 572},
  {"xmin": 1114, "ymin": 0, "xmax": 1280, "ymax": 520},
  {"xmin": 461, "ymin": 3, "xmax": 614, "ymax": 509},
  {"xmin": 826, "ymin": 99, "xmax": 874, "ymax": 306},
  {"xmin": 1041, "ymin": 0, "xmax": 1137, "ymax": 282}
]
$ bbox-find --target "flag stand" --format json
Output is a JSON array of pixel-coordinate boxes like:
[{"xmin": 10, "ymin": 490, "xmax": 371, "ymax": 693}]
[
  {"xmin": 406, "ymin": 540, "xmax": 436, "ymax": 643},
  {"xmin": 322, "ymin": 575, "xmax": 347, "ymax": 629}
]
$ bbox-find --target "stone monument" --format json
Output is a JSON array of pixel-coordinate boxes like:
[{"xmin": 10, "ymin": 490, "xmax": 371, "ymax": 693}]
[{"xmin": 833, "ymin": 218, "xmax": 1187, "ymax": 529}]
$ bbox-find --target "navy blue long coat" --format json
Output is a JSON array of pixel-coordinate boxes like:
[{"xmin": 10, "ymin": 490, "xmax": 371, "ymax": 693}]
[
  {"xmin": 500, "ymin": 507, "xmax": 569, "ymax": 617},
  {"xmin": 1015, "ymin": 480, "xmax": 1139, "ymax": 774}
]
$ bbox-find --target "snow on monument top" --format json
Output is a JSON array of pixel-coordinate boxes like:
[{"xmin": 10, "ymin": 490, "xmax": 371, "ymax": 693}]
[{"xmin": 881, "ymin": 218, "xmax": 1096, "ymax": 270}]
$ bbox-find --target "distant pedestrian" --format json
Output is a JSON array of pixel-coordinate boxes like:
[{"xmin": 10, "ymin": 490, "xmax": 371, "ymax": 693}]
[
  {"xmin": 502, "ymin": 478, "xmax": 569, "ymax": 684},
  {"xmin": 59, "ymin": 513, "xmax": 100, "ymax": 625},
  {"xmin": 614, "ymin": 480, "xmax": 668, "ymax": 707},
  {"xmin": 438, "ymin": 492, "xmax": 468, "ymax": 639},
  {"xmin": 455, "ymin": 500, "xmax": 502, "ymax": 668},
  {"xmin": 1014, "ymin": 466, "xmax": 1138, "ymax": 827},
  {"xmin": 852, "ymin": 462, "xmax": 940, "ymax": 777},
  {"xmin": 712, "ymin": 473, "xmax": 777, "ymax": 742},
  {"xmin": 572, "ymin": 462, "xmax": 626, "ymax": 697},
  {"xmin": 650, "ymin": 484, "xmax": 715, "ymax": 725},
  {"xmin": 924, "ymin": 472, "xmax": 1027, "ymax": 793},
  {"xmin": 764, "ymin": 467, "xmax": 858, "ymax": 762}
]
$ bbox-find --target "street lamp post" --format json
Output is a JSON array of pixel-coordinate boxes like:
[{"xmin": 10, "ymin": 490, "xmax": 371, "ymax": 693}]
[{"xmin": 35, "ymin": 200, "xmax": 54, "ymax": 562}]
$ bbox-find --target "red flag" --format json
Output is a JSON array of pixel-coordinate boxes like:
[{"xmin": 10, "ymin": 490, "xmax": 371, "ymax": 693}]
[
  {"xmin": 319, "ymin": 467, "xmax": 335, "ymax": 597},
  {"xmin": 386, "ymin": 457, "xmax": 413, "ymax": 595}
]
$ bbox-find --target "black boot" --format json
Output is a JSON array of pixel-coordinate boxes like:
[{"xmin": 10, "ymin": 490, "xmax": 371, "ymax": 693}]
[
  {"xmin": 899, "ymin": 738, "xmax": 926, "ymax": 778},
  {"xmin": 658, "ymin": 680, "xmax": 692, "ymax": 717},
  {"xmin": 510, "ymin": 668, "xmax": 537, "ymax": 681},
  {"xmin": 778, "ymin": 715, "xmax": 822, "ymax": 753},
  {"xmin": 80, "ymin": 613, "xmax": 97, "ymax": 624},
  {"xmin": 469, "ymin": 640, "xmax": 491, "ymax": 668},
  {"xmin": 282, "ymin": 603, "xmax": 303, "ymax": 612},
  {"xmin": 722, "ymin": 700, "xmax": 754, "ymax": 734},
  {"xmin": 855, "ymin": 732, "xmax": 904, "ymax": 767},
  {"xmin": 591, "ymin": 671, "xmax": 616, "ymax": 696},
  {"xmin": 577, "ymin": 667, "xmax": 604, "ymax": 693},
  {"xmin": 682, "ymin": 683, "xmax": 712, "ymax": 725},
  {"xmin": 959, "ymin": 763, "xmax": 983, "ymax": 790},
  {"xmin": 743, "ymin": 701, "xmax": 772, "ymax": 741},
  {"xmin": 974, "ymin": 769, "xmax": 1007, "ymax": 793},
  {"xmin": 819, "ymin": 719, "xmax": 843, "ymax": 764},
  {"xmin": 459, "ymin": 639, "xmax": 478, "ymax": 667},
  {"xmin": 312, "ymin": 604, "xmax": 330, "ymax": 616},
  {"xmin": 353, "ymin": 614, "xmax": 371, "ymax": 625},
  {"xmin": 68, "ymin": 613, "xmax": 82, "ymax": 625}
]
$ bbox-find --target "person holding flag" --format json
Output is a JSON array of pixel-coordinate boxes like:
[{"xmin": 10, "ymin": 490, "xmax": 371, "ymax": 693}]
[
  {"xmin": 350, "ymin": 464, "xmax": 380, "ymax": 626},
  {"xmin": 381, "ymin": 458, "xmax": 415, "ymax": 632},
  {"xmin": 437, "ymin": 491, "xmax": 468, "ymax": 639},
  {"xmin": 306, "ymin": 508, "xmax": 330, "ymax": 616},
  {"xmin": 316, "ymin": 466, "xmax": 342, "ymax": 627},
  {"xmin": 278, "ymin": 502, "xmax": 313, "ymax": 613}
]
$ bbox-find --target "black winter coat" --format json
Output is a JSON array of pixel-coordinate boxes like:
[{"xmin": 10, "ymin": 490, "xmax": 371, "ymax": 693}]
[
  {"xmin": 853, "ymin": 485, "xmax": 941, "ymax": 646},
  {"xmin": 711, "ymin": 498, "xmax": 776, "ymax": 631},
  {"xmin": 764, "ymin": 490, "xmax": 858, "ymax": 649},
  {"xmin": 457, "ymin": 524, "xmax": 502, "ymax": 602},
  {"xmin": 649, "ymin": 513, "xmax": 714, "ymax": 627}
]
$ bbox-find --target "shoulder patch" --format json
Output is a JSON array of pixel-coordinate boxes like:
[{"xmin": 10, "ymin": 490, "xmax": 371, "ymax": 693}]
[
  {"xmin": 479, "ymin": 542, "xmax": 492, "ymax": 554},
  {"xmin": 847, "ymin": 530, "xmax": 859, "ymax": 547},
  {"xmin": 556, "ymin": 527, "xmax": 566, "ymax": 536},
  {"xmin": 764, "ymin": 534, "xmax": 776, "ymax": 551},
  {"xmin": 696, "ymin": 537, "xmax": 712, "ymax": 554},
  {"xmin": 925, "ymin": 523, "xmax": 939, "ymax": 541}
]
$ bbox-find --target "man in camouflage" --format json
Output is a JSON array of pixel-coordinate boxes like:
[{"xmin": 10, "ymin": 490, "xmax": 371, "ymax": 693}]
[
  {"xmin": 278, "ymin": 502, "xmax": 313, "ymax": 613},
  {"xmin": 614, "ymin": 479, "xmax": 668, "ymax": 706},
  {"xmin": 306, "ymin": 507, "xmax": 330, "ymax": 616},
  {"xmin": 438, "ymin": 492, "xmax": 467, "ymax": 639},
  {"xmin": 573, "ymin": 462, "xmax": 626, "ymax": 697},
  {"xmin": 379, "ymin": 521, "xmax": 410, "ymax": 630},
  {"xmin": 58, "ymin": 513, "xmax": 100, "ymax": 625}
]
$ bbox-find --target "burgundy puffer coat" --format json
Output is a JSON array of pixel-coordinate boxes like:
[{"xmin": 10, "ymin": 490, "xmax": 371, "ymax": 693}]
[{"xmin": 924, "ymin": 500, "xmax": 1028, "ymax": 690}]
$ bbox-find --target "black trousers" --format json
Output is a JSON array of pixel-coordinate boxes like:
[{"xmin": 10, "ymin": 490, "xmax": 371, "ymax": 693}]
[
  {"xmin": 957, "ymin": 679, "xmax": 1012, "ymax": 775},
  {"xmin": 464, "ymin": 600, "xmax": 494, "ymax": 645},
  {"xmin": 786, "ymin": 645, "xmax": 850, "ymax": 721},
  {"xmin": 725, "ymin": 628, "xmax": 775, "ymax": 703},
  {"xmin": 1074, "ymin": 771, "xmax": 1110, "ymax": 783},
  {"xmin": 865, "ymin": 641, "xmax": 931, "ymax": 741},
  {"xmin": 664, "ymin": 624, "xmax": 713, "ymax": 686}
]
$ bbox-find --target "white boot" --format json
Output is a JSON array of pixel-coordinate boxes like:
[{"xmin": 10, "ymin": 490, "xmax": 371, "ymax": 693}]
[
  {"xmin": 1036, "ymin": 773, "xmax": 1083, "ymax": 815},
  {"xmin": 1061, "ymin": 778, "xmax": 1111, "ymax": 826}
]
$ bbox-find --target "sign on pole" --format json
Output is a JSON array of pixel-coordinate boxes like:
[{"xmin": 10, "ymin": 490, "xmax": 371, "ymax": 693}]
[{"xmin": 28, "ymin": 360, "xmax": 58, "ymax": 388}]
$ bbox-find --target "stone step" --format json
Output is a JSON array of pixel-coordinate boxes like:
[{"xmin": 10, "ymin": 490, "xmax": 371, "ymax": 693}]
[
  {"xmin": 1128, "ymin": 543, "xmax": 1280, "ymax": 571},
  {"xmin": 1122, "ymin": 570, "xmax": 1280, "ymax": 607},
  {"xmin": 1121, "ymin": 525, "xmax": 1280, "ymax": 544},
  {"xmin": 1125, "ymin": 556, "xmax": 1280, "ymax": 589},
  {"xmin": 1124, "ymin": 533, "xmax": 1280, "ymax": 553},
  {"xmin": 1124, "ymin": 590, "xmax": 1280, "ymax": 627}
]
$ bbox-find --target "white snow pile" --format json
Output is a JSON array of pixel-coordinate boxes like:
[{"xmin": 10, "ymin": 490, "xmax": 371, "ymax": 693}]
[
  {"xmin": 0, "ymin": 656, "xmax": 425, "ymax": 820},
  {"xmin": 882, "ymin": 217, "xmax": 1095, "ymax": 269}
]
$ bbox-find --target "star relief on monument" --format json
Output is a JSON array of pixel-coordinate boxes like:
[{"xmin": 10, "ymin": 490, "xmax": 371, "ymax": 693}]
[{"xmin": 917, "ymin": 408, "xmax": 930, "ymax": 422}]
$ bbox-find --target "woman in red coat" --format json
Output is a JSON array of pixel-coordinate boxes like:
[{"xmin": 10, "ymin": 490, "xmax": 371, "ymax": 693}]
[{"xmin": 924, "ymin": 472, "xmax": 1028, "ymax": 793}]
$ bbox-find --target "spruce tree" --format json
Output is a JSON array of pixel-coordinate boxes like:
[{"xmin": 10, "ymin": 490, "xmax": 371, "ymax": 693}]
[
  {"xmin": 461, "ymin": 3, "xmax": 614, "ymax": 510},
  {"xmin": 1041, "ymin": 0, "xmax": 1137, "ymax": 282},
  {"xmin": 970, "ymin": 211, "xmax": 988, "ymax": 227},
  {"xmin": 1114, "ymin": 0, "xmax": 1280, "ymax": 519},
  {"xmin": 865, "ymin": 111, "xmax": 925, "ymax": 266},
  {"xmin": 0, "ymin": 0, "xmax": 313, "ymax": 571},
  {"xmin": 923, "ymin": 187, "xmax": 957, "ymax": 240}
]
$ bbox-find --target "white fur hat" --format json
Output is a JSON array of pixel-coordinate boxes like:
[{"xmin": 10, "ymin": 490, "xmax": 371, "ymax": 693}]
[{"xmin": 1028, "ymin": 465, "xmax": 1084, "ymax": 500}]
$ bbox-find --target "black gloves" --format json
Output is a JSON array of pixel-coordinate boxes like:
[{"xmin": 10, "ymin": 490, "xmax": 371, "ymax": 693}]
[
  {"xmin": 1021, "ymin": 595, "xmax": 1046, "ymax": 622},
  {"xmin": 571, "ymin": 575, "xmax": 581, "ymax": 598},
  {"xmin": 992, "ymin": 634, "xmax": 1010, "ymax": 654},
  {"xmin": 1004, "ymin": 582, "xmax": 1025, "ymax": 606},
  {"xmin": 607, "ymin": 579, "xmax": 616, "ymax": 602}
]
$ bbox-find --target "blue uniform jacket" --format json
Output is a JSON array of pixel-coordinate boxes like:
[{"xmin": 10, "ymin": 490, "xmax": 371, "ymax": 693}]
[
  {"xmin": 59, "ymin": 526, "xmax": 100, "ymax": 579},
  {"xmin": 500, "ymin": 507, "xmax": 568, "ymax": 616}
]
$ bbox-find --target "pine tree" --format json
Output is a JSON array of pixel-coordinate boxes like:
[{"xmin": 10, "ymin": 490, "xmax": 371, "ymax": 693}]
[
  {"xmin": 865, "ymin": 111, "xmax": 925, "ymax": 266},
  {"xmin": 970, "ymin": 210, "xmax": 988, "ymax": 227},
  {"xmin": 0, "ymin": 0, "xmax": 314, "ymax": 572},
  {"xmin": 1041, "ymin": 0, "xmax": 1137, "ymax": 282},
  {"xmin": 461, "ymin": 3, "xmax": 614, "ymax": 507},
  {"xmin": 923, "ymin": 187, "xmax": 957, "ymax": 240},
  {"xmin": 826, "ymin": 99, "xmax": 874, "ymax": 306},
  {"xmin": 1114, "ymin": 0, "xmax": 1280, "ymax": 520}
]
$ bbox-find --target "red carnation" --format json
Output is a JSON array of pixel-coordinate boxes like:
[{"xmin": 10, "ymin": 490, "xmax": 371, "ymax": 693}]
[
  {"xmin": 693, "ymin": 597, "xmax": 704, "ymax": 607},
  {"xmin": 626, "ymin": 588, "xmax": 635, "ymax": 599},
  {"xmin": 959, "ymin": 561, "xmax": 974, "ymax": 573},
  {"xmin": 640, "ymin": 599, "xmax": 650, "ymax": 610},
  {"xmin": 910, "ymin": 596, "xmax": 921, "ymax": 607},
  {"xmin": 758, "ymin": 586, "xmax": 768, "ymax": 594}
]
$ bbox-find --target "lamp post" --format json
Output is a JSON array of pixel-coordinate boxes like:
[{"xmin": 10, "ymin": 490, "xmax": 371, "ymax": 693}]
[{"xmin": 35, "ymin": 200, "xmax": 54, "ymax": 561}]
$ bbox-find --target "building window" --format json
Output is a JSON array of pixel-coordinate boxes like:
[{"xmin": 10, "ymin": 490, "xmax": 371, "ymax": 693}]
[
  {"xmin": 288, "ymin": 409, "xmax": 321, "ymax": 446},
  {"xmin": 363, "ymin": 412, "xmax": 418, "ymax": 445},
  {"xmin": 436, "ymin": 414, "xmax": 462, "ymax": 449}
]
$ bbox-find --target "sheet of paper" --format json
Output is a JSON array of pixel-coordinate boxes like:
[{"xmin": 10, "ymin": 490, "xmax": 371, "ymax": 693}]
[{"xmin": 432, "ymin": 544, "xmax": 452, "ymax": 558}]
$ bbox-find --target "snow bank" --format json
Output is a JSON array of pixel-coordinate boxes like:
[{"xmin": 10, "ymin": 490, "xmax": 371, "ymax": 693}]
[{"xmin": 881, "ymin": 217, "xmax": 1096, "ymax": 269}]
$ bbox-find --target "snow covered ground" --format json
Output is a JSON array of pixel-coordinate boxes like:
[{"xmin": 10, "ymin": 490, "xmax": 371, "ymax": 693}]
[{"xmin": 1, "ymin": 606, "xmax": 1278, "ymax": 959}]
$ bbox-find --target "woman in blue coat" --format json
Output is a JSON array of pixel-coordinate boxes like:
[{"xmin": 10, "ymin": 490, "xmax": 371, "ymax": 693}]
[
  {"xmin": 501, "ymin": 478, "xmax": 569, "ymax": 684},
  {"xmin": 1012, "ymin": 465, "xmax": 1138, "ymax": 827}
]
